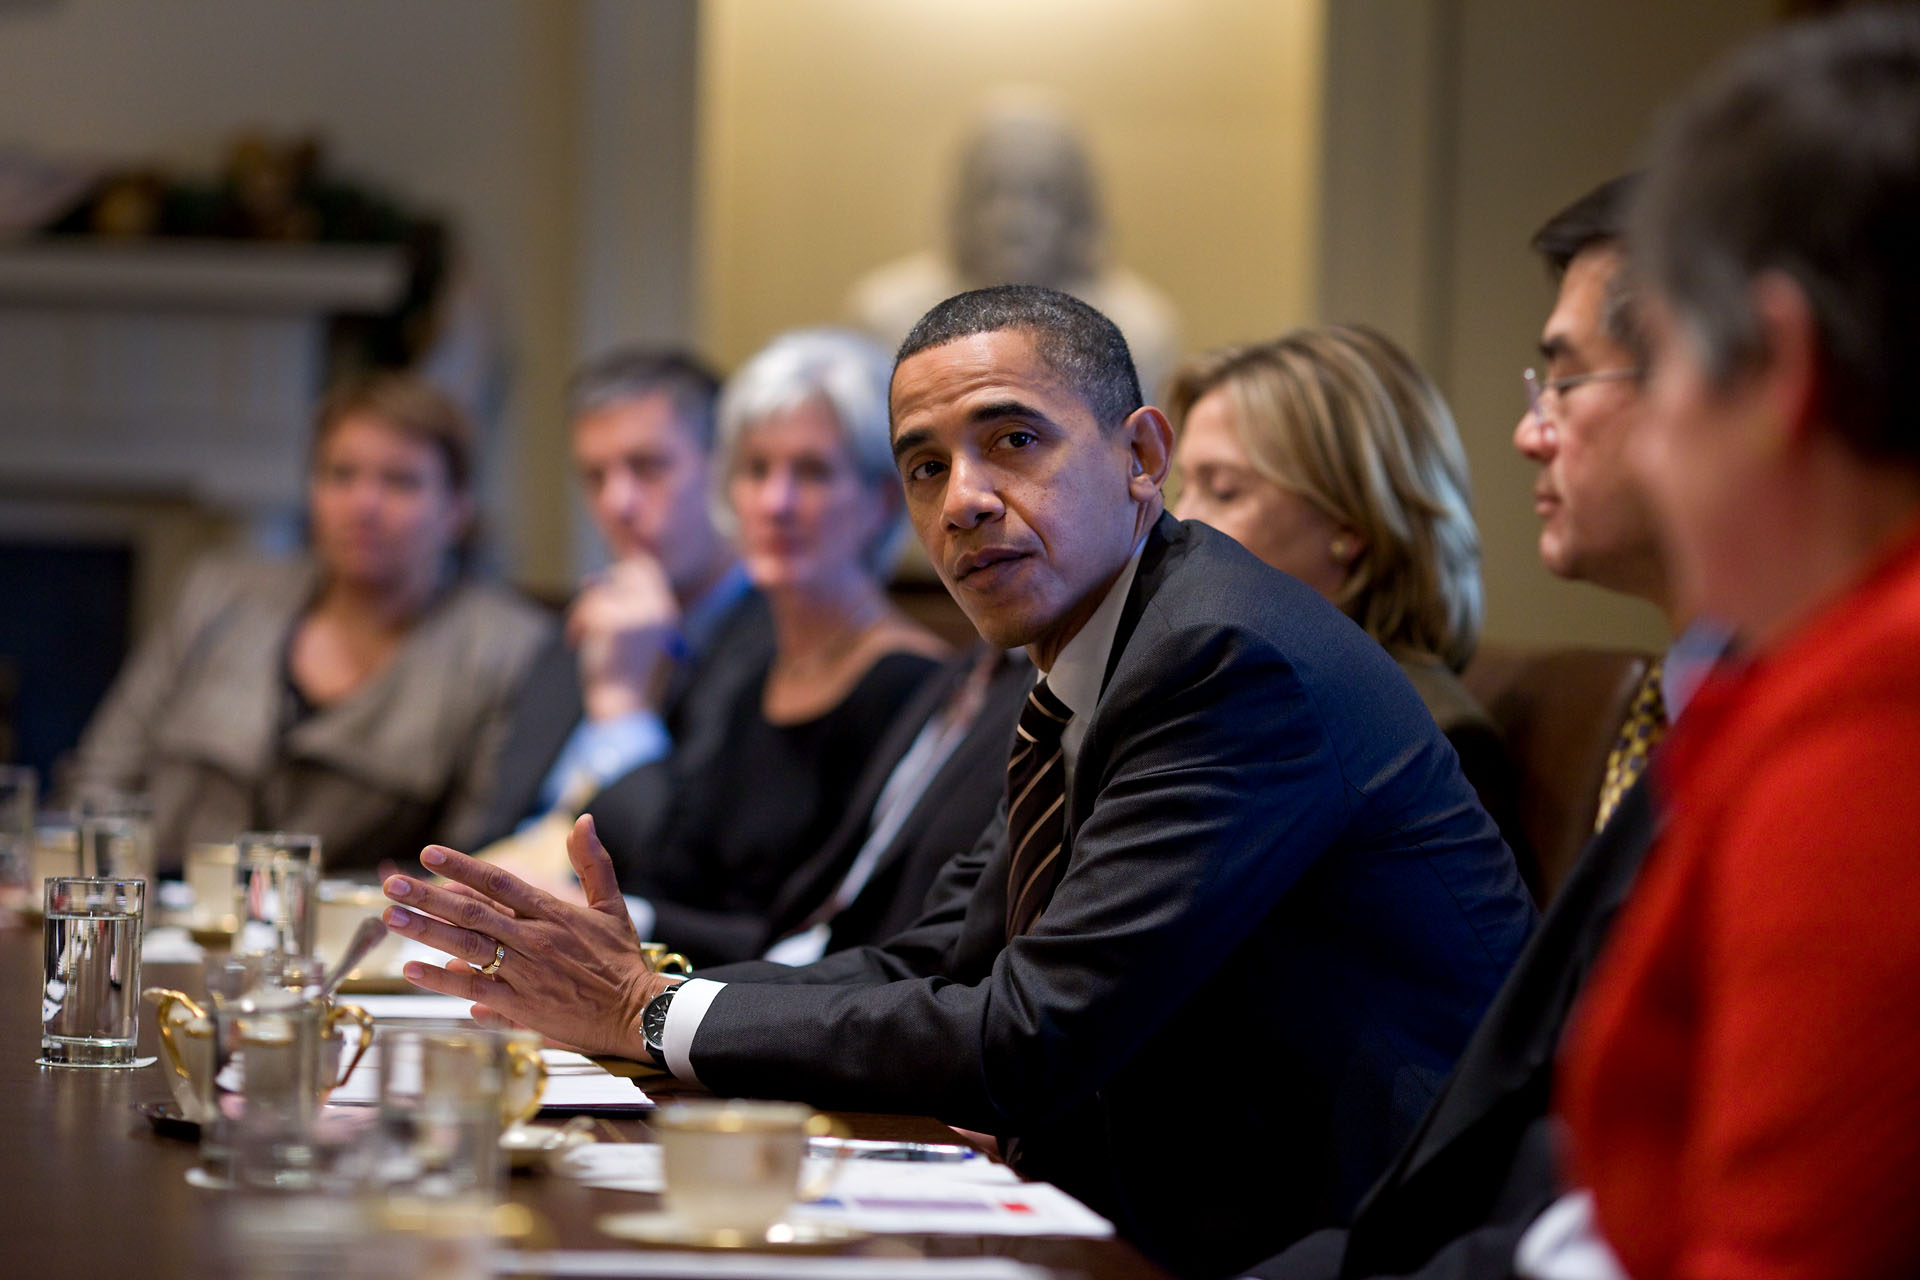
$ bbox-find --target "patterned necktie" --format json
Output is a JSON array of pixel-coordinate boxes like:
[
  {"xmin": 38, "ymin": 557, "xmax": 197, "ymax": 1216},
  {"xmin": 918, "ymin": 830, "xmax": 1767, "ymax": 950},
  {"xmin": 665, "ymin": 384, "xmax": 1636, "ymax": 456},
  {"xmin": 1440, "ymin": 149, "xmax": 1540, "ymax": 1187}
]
[
  {"xmin": 1005, "ymin": 679, "xmax": 1073, "ymax": 939},
  {"xmin": 1595, "ymin": 656, "xmax": 1668, "ymax": 833}
]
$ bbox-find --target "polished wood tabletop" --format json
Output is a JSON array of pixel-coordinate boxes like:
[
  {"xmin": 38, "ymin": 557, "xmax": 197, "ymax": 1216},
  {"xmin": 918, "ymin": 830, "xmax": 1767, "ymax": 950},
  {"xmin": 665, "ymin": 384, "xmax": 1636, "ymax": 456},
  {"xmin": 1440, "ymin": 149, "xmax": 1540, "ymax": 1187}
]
[{"xmin": 1, "ymin": 918, "xmax": 1170, "ymax": 1279}]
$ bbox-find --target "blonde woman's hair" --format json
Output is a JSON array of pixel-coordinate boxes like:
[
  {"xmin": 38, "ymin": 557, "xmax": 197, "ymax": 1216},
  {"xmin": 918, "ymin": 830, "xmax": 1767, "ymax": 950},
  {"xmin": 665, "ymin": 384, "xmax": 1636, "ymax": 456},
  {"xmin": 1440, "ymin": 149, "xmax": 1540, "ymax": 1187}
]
[{"xmin": 1167, "ymin": 324, "xmax": 1483, "ymax": 671}]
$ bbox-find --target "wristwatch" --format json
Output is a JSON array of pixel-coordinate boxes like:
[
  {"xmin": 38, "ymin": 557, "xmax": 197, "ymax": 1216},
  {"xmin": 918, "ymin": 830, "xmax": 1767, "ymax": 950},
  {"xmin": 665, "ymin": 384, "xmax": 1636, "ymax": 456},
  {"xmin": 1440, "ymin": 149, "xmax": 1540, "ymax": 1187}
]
[{"xmin": 640, "ymin": 979, "xmax": 686, "ymax": 1065}]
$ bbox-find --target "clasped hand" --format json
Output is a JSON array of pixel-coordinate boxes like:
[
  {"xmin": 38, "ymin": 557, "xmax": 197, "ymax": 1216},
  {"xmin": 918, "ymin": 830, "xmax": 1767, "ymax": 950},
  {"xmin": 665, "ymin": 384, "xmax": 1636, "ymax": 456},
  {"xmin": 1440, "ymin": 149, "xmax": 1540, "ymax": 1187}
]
[
  {"xmin": 381, "ymin": 814, "xmax": 679, "ymax": 1059},
  {"xmin": 572, "ymin": 557, "xmax": 682, "ymax": 721}
]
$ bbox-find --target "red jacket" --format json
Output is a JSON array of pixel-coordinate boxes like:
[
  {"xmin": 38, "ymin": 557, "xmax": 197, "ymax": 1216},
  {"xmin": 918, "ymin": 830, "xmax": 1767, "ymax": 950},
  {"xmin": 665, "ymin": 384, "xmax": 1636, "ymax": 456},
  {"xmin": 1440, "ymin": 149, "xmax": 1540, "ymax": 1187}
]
[{"xmin": 1562, "ymin": 519, "xmax": 1920, "ymax": 1280}]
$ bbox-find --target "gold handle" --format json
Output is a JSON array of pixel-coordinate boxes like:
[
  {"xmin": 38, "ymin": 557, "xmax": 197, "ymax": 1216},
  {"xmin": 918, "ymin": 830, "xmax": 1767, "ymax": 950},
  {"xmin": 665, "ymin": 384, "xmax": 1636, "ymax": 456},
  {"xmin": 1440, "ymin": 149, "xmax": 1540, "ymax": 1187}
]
[
  {"xmin": 323, "ymin": 1001, "xmax": 376, "ymax": 1091},
  {"xmin": 500, "ymin": 1039, "xmax": 548, "ymax": 1127},
  {"xmin": 142, "ymin": 987, "xmax": 209, "ymax": 1086}
]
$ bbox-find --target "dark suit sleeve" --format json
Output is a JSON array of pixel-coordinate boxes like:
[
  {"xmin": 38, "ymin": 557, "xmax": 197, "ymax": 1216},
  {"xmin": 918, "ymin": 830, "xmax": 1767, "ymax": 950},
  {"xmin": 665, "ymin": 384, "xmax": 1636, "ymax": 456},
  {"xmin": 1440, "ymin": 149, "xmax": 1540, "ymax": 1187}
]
[{"xmin": 685, "ymin": 615, "xmax": 1352, "ymax": 1131}]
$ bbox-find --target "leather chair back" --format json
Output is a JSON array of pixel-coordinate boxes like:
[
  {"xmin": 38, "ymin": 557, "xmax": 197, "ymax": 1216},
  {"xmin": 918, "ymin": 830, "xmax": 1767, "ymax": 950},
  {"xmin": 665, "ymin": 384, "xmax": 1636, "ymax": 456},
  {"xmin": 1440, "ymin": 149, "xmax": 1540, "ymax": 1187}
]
[{"xmin": 1462, "ymin": 644, "xmax": 1652, "ymax": 904}]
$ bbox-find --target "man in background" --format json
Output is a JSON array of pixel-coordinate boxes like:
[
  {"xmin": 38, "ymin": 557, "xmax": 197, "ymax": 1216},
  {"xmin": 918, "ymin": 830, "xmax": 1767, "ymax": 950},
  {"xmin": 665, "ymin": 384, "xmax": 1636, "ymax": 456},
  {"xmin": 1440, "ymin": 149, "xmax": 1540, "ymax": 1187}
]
[
  {"xmin": 472, "ymin": 350, "xmax": 770, "ymax": 850},
  {"xmin": 1251, "ymin": 175, "xmax": 1719, "ymax": 1280}
]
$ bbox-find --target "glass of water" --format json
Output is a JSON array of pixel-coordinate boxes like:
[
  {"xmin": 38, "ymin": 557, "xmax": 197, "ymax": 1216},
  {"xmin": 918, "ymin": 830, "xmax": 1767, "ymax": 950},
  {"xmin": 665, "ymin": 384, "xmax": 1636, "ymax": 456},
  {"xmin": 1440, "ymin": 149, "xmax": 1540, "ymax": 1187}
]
[
  {"xmin": 75, "ymin": 788, "xmax": 155, "ymax": 881},
  {"xmin": 235, "ymin": 832, "xmax": 322, "ymax": 958},
  {"xmin": 40, "ymin": 876, "xmax": 147, "ymax": 1068}
]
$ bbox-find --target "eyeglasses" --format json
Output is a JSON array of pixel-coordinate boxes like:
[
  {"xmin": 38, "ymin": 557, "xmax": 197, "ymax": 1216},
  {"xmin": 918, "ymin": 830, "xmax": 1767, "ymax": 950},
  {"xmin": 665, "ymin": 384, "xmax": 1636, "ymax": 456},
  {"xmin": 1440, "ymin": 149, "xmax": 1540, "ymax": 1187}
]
[{"xmin": 1522, "ymin": 367, "xmax": 1642, "ymax": 426}]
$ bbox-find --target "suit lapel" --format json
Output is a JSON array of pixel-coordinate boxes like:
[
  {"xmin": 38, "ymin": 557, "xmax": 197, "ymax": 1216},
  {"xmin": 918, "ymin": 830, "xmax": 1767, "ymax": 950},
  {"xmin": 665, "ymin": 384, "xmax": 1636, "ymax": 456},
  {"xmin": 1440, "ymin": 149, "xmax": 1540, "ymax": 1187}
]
[{"xmin": 1061, "ymin": 512, "xmax": 1181, "ymax": 845}]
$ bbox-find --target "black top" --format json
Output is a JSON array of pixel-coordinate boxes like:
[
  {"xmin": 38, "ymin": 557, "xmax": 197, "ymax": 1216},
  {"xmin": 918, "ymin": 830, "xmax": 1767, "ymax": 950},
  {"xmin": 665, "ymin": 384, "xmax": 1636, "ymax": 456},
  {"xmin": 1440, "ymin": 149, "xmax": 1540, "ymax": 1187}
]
[{"xmin": 594, "ymin": 650, "xmax": 940, "ymax": 965}]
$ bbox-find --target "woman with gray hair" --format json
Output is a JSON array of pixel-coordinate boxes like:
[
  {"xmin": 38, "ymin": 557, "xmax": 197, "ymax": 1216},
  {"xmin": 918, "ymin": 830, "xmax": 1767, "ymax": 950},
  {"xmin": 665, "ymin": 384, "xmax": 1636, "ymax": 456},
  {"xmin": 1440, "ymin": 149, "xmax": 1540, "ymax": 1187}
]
[{"xmin": 588, "ymin": 328, "xmax": 949, "ymax": 964}]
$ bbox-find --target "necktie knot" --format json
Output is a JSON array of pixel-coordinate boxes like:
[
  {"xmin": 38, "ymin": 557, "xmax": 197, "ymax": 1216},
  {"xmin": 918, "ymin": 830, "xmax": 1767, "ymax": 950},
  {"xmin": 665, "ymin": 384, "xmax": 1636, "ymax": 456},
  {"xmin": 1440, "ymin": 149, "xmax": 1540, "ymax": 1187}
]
[
  {"xmin": 1016, "ymin": 679, "xmax": 1073, "ymax": 747},
  {"xmin": 1595, "ymin": 657, "xmax": 1668, "ymax": 832}
]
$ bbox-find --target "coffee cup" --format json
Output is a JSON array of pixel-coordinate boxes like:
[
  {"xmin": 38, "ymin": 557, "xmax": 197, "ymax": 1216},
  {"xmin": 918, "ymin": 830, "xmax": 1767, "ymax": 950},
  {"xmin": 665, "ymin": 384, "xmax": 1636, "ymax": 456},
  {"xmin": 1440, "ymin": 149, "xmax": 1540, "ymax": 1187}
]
[{"xmin": 650, "ymin": 1100, "xmax": 843, "ymax": 1241}]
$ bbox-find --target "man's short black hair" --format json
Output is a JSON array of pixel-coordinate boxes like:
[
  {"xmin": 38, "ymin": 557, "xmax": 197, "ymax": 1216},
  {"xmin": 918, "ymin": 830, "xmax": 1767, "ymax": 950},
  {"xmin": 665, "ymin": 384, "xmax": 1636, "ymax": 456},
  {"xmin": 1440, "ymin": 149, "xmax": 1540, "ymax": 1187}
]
[
  {"xmin": 1634, "ymin": 6, "xmax": 1920, "ymax": 467},
  {"xmin": 1530, "ymin": 174, "xmax": 1642, "ymax": 281},
  {"xmin": 1529, "ymin": 174, "xmax": 1648, "ymax": 366},
  {"xmin": 564, "ymin": 348, "xmax": 723, "ymax": 452},
  {"xmin": 894, "ymin": 284, "xmax": 1143, "ymax": 432}
]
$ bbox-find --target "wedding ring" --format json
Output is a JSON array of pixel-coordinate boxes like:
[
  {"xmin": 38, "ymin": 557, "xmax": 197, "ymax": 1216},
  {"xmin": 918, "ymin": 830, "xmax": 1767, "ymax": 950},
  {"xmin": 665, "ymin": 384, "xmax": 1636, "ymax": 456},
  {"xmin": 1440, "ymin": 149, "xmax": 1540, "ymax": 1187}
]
[{"xmin": 479, "ymin": 942, "xmax": 507, "ymax": 977}]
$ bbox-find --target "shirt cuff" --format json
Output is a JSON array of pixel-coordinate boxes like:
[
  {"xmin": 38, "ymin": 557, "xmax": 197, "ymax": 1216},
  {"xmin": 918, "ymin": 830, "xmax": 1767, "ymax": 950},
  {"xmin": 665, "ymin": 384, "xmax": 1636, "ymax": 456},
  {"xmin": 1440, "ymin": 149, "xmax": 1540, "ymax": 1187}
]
[
  {"xmin": 571, "ymin": 711, "xmax": 671, "ymax": 783},
  {"xmin": 1514, "ymin": 1190, "xmax": 1628, "ymax": 1280},
  {"xmin": 662, "ymin": 977, "xmax": 726, "ymax": 1083},
  {"xmin": 622, "ymin": 895, "xmax": 656, "ymax": 940}
]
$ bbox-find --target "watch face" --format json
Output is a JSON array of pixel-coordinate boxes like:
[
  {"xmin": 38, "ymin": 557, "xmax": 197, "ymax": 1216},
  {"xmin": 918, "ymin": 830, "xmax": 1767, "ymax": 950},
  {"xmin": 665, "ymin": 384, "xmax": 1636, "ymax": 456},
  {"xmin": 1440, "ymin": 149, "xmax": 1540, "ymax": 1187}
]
[{"xmin": 644, "ymin": 988, "xmax": 674, "ymax": 1053}]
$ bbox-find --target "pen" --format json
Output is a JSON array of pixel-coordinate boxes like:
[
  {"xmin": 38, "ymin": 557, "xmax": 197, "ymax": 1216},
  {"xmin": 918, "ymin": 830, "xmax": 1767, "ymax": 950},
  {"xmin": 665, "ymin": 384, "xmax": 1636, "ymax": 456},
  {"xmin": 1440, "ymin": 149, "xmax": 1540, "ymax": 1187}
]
[{"xmin": 809, "ymin": 1137, "xmax": 982, "ymax": 1162}]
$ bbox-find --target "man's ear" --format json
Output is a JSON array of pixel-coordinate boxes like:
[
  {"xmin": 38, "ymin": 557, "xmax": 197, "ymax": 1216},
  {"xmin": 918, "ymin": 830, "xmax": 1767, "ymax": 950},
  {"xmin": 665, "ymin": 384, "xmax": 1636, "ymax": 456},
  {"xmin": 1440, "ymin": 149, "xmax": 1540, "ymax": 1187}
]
[
  {"xmin": 1749, "ymin": 271, "xmax": 1824, "ymax": 454},
  {"xmin": 1122, "ymin": 406, "xmax": 1173, "ymax": 501}
]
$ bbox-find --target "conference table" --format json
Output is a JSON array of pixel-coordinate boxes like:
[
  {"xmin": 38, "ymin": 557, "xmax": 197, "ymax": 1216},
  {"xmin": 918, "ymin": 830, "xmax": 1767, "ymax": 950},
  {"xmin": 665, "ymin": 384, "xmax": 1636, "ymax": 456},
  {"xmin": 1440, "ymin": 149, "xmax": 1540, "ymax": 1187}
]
[{"xmin": 0, "ymin": 918, "xmax": 1171, "ymax": 1279}]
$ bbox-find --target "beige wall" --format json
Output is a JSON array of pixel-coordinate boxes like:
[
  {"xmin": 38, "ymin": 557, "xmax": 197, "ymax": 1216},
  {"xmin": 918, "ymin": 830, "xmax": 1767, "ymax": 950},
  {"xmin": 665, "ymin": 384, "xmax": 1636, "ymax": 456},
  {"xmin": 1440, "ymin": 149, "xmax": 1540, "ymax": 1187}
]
[
  {"xmin": 697, "ymin": 0, "xmax": 1326, "ymax": 374},
  {"xmin": 1320, "ymin": 0, "xmax": 1777, "ymax": 653},
  {"xmin": 3, "ymin": 0, "xmax": 1786, "ymax": 649}
]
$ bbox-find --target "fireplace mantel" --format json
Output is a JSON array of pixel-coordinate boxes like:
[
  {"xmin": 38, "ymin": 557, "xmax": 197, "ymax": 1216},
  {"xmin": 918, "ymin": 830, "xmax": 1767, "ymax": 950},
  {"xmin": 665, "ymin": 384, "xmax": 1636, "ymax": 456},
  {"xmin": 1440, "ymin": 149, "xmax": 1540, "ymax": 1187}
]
[{"xmin": 0, "ymin": 239, "xmax": 407, "ymax": 512}]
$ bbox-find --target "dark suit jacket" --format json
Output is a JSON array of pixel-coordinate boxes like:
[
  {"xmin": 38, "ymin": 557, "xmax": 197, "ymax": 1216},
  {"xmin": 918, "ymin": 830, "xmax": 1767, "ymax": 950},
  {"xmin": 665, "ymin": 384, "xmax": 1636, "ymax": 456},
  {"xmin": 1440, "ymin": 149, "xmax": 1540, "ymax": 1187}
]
[
  {"xmin": 470, "ymin": 589, "xmax": 772, "ymax": 849},
  {"xmin": 689, "ymin": 516, "xmax": 1536, "ymax": 1279},
  {"xmin": 1249, "ymin": 777, "xmax": 1660, "ymax": 1280}
]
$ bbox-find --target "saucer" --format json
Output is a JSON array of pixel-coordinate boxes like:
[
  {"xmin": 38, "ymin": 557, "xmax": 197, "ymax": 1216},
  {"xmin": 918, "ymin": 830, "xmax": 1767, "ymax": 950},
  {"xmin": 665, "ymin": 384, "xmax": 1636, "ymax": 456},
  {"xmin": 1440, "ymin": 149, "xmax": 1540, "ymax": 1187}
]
[
  {"xmin": 500, "ymin": 1121, "xmax": 594, "ymax": 1171},
  {"xmin": 136, "ymin": 1099, "xmax": 202, "ymax": 1140},
  {"xmin": 595, "ymin": 1213, "xmax": 866, "ymax": 1251}
]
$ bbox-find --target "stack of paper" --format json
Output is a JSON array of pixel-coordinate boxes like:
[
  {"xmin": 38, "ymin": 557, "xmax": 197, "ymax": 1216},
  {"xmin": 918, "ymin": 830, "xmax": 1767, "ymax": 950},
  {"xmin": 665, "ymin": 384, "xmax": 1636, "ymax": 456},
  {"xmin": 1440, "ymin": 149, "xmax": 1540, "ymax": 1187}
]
[
  {"xmin": 552, "ymin": 1145, "xmax": 1113, "ymax": 1238},
  {"xmin": 327, "ymin": 1042, "xmax": 651, "ymax": 1111}
]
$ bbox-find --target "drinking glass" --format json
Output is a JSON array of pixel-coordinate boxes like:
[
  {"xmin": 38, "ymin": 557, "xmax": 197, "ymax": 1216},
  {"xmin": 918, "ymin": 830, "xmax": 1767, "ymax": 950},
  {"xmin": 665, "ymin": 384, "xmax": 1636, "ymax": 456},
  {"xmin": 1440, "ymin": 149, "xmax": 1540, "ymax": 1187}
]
[
  {"xmin": 235, "ymin": 832, "xmax": 321, "ymax": 957},
  {"xmin": 75, "ymin": 788, "xmax": 155, "ymax": 881},
  {"xmin": 39, "ymin": 876, "xmax": 147, "ymax": 1067},
  {"xmin": 192, "ymin": 953, "xmax": 372, "ymax": 1190},
  {"xmin": 369, "ymin": 1024, "xmax": 511, "ymax": 1203}
]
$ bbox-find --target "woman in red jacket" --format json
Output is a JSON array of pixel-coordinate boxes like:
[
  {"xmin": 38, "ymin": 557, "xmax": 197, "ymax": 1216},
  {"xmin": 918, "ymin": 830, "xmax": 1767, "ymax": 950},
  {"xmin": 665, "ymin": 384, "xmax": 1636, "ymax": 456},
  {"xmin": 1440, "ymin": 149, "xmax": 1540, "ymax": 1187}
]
[{"xmin": 1554, "ymin": 11, "xmax": 1920, "ymax": 1280}]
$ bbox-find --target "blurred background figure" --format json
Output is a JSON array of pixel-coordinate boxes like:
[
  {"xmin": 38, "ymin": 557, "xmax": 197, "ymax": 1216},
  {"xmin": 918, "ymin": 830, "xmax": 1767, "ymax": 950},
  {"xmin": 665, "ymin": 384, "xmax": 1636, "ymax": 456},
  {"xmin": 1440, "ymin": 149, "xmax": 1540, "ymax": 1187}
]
[
  {"xmin": 588, "ymin": 329, "xmax": 949, "ymax": 964},
  {"xmin": 471, "ymin": 349, "xmax": 771, "ymax": 854},
  {"xmin": 1549, "ymin": 10, "xmax": 1920, "ymax": 1280},
  {"xmin": 848, "ymin": 93, "xmax": 1178, "ymax": 399},
  {"xmin": 1167, "ymin": 324, "xmax": 1520, "ymax": 860},
  {"xmin": 70, "ymin": 373, "xmax": 552, "ymax": 875}
]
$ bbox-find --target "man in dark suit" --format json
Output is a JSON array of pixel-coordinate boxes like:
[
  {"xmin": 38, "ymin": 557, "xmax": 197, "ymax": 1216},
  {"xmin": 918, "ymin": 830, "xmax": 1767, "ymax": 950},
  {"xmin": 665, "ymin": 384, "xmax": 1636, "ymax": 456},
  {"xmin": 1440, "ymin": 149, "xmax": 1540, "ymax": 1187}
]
[
  {"xmin": 1249, "ymin": 178, "xmax": 1705, "ymax": 1280},
  {"xmin": 471, "ymin": 349, "xmax": 772, "ymax": 851},
  {"xmin": 381, "ymin": 286, "xmax": 1534, "ymax": 1278}
]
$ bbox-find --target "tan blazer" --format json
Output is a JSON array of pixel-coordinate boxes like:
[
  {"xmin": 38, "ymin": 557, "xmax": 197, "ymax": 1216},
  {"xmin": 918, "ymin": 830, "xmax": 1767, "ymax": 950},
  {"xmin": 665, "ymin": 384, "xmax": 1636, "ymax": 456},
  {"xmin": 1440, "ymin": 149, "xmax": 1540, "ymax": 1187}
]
[{"xmin": 73, "ymin": 556, "xmax": 553, "ymax": 875}]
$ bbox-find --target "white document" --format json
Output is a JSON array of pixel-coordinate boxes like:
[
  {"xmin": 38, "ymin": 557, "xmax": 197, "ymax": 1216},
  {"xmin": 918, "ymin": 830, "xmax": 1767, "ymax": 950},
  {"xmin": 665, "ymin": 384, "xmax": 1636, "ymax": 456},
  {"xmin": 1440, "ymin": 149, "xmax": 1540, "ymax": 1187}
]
[
  {"xmin": 552, "ymin": 1145, "xmax": 1113, "ymax": 1238},
  {"xmin": 327, "ymin": 1043, "xmax": 651, "ymax": 1111},
  {"xmin": 344, "ymin": 993, "xmax": 477, "ymax": 1021}
]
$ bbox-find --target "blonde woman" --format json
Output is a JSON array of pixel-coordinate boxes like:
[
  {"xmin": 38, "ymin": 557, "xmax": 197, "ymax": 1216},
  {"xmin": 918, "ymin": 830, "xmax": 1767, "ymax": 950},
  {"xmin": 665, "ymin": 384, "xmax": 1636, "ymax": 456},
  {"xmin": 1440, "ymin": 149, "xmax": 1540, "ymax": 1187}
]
[{"xmin": 1168, "ymin": 324, "xmax": 1518, "ymax": 854}]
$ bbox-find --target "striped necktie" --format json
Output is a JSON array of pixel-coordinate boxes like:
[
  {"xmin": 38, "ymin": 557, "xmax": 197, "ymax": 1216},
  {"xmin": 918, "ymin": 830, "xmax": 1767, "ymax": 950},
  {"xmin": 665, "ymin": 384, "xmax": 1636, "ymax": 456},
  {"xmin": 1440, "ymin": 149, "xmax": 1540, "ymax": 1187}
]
[
  {"xmin": 1595, "ymin": 657, "xmax": 1667, "ymax": 833},
  {"xmin": 1005, "ymin": 679, "xmax": 1073, "ymax": 939}
]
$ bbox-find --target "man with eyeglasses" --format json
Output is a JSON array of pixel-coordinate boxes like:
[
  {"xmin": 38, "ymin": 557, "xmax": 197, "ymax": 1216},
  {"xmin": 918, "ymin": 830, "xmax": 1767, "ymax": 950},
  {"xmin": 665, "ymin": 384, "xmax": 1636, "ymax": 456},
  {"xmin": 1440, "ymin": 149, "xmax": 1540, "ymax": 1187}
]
[{"xmin": 1247, "ymin": 175, "xmax": 1717, "ymax": 1280}]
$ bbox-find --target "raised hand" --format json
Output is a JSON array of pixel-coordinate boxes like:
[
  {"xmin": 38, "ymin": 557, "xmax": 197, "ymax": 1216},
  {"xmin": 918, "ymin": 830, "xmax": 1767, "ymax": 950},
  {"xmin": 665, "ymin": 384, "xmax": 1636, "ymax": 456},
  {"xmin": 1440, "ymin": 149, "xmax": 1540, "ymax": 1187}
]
[
  {"xmin": 569, "ymin": 556, "xmax": 682, "ymax": 721},
  {"xmin": 381, "ymin": 814, "xmax": 679, "ymax": 1058}
]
